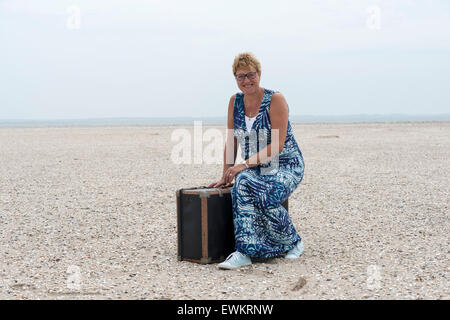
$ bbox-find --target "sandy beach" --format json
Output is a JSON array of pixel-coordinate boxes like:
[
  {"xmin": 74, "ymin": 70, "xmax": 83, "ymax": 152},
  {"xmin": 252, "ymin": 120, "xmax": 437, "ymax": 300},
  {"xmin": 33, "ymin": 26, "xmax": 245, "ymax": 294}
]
[{"xmin": 0, "ymin": 122, "xmax": 448, "ymax": 300}]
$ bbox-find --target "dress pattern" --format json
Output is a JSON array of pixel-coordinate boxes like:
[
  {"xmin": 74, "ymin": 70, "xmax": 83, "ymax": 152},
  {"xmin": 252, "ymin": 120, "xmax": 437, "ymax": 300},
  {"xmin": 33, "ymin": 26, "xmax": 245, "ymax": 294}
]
[{"xmin": 231, "ymin": 88, "xmax": 305, "ymax": 258}]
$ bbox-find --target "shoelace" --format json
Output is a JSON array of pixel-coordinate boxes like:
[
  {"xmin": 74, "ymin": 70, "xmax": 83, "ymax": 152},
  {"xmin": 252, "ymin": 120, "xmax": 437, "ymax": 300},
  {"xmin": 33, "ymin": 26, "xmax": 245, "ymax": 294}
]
[{"xmin": 224, "ymin": 251, "xmax": 242, "ymax": 262}]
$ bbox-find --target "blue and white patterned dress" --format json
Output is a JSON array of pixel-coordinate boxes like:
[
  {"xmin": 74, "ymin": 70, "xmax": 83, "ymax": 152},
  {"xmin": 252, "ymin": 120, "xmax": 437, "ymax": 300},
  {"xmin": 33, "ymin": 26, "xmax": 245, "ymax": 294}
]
[{"xmin": 231, "ymin": 88, "xmax": 305, "ymax": 258}]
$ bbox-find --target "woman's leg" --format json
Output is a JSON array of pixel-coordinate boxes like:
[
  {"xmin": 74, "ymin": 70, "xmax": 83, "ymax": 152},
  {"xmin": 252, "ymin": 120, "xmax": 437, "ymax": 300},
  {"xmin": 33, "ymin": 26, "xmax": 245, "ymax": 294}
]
[{"xmin": 231, "ymin": 166, "xmax": 303, "ymax": 258}]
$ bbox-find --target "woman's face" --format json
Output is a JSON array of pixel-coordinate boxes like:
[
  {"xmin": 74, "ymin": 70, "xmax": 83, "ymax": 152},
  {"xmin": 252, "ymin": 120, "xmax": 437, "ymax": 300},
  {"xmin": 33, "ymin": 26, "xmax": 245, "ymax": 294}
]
[{"xmin": 235, "ymin": 66, "xmax": 261, "ymax": 95}]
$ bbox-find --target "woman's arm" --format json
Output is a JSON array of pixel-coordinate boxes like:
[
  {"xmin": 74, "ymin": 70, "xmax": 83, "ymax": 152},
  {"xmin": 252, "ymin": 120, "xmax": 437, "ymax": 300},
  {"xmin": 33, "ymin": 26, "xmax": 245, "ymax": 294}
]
[
  {"xmin": 208, "ymin": 94, "xmax": 238, "ymax": 188},
  {"xmin": 223, "ymin": 94, "xmax": 239, "ymax": 174}
]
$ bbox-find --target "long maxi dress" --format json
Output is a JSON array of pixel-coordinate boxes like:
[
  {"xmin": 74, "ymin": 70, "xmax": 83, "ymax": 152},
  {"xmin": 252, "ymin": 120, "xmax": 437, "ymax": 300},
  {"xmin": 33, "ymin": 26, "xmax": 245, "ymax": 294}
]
[{"xmin": 231, "ymin": 88, "xmax": 305, "ymax": 258}]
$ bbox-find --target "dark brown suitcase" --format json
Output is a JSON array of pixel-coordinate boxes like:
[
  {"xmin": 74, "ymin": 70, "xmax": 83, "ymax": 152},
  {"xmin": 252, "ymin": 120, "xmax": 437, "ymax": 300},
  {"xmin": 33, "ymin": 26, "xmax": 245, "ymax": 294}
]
[{"xmin": 176, "ymin": 185, "xmax": 289, "ymax": 264}]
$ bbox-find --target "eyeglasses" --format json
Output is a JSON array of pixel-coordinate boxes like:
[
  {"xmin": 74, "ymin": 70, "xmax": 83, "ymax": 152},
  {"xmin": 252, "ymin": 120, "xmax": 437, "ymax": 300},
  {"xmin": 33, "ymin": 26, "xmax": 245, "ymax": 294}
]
[{"xmin": 235, "ymin": 71, "xmax": 257, "ymax": 82}]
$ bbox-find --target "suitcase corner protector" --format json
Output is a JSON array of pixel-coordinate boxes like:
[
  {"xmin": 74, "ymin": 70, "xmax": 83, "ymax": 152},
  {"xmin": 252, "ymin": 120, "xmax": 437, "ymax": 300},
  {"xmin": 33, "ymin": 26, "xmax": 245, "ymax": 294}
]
[
  {"xmin": 199, "ymin": 190, "xmax": 210, "ymax": 198},
  {"xmin": 200, "ymin": 257, "xmax": 212, "ymax": 264}
]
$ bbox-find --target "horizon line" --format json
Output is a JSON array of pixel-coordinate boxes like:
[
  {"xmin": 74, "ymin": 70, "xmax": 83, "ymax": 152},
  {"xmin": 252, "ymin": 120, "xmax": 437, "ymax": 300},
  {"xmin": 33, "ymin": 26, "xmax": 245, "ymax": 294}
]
[{"xmin": 1, "ymin": 113, "xmax": 450, "ymax": 122}]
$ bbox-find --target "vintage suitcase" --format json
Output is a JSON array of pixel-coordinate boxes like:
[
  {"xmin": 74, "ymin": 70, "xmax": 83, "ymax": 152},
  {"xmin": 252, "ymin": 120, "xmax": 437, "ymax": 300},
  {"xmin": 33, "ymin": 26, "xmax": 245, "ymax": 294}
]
[{"xmin": 176, "ymin": 185, "xmax": 289, "ymax": 264}]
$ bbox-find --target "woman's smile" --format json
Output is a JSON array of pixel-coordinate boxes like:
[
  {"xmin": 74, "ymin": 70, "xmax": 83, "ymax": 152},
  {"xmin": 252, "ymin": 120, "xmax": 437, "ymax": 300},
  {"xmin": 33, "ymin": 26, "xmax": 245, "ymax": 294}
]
[{"xmin": 242, "ymin": 83, "xmax": 256, "ymax": 93}]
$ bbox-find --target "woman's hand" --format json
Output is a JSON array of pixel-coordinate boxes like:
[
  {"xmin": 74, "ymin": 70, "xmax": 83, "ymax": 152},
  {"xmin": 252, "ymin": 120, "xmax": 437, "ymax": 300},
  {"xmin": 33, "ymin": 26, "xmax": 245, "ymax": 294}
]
[
  {"xmin": 208, "ymin": 164, "xmax": 246, "ymax": 188},
  {"xmin": 223, "ymin": 164, "xmax": 246, "ymax": 185},
  {"xmin": 207, "ymin": 177, "xmax": 226, "ymax": 188}
]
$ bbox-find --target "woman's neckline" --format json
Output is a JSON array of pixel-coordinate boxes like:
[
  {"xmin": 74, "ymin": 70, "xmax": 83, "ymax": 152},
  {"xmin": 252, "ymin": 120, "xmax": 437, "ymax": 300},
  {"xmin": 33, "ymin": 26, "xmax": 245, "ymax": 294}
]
[{"xmin": 243, "ymin": 87, "xmax": 266, "ymax": 118}]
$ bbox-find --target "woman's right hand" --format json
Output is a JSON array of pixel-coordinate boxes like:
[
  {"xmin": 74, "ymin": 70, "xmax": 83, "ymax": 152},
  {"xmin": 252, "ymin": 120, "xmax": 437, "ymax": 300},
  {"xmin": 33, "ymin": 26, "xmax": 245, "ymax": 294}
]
[{"xmin": 207, "ymin": 177, "xmax": 226, "ymax": 188}]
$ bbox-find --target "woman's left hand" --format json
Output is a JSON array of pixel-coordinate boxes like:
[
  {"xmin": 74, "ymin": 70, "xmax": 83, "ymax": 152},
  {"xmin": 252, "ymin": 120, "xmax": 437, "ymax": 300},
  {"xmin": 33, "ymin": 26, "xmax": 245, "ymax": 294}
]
[{"xmin": 224, "ymin": 164, "xmax": 246, "ymax": 184}]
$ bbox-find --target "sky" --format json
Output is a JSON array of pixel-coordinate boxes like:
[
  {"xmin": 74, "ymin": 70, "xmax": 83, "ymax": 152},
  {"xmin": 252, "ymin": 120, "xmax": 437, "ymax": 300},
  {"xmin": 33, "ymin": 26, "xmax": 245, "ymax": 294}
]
[{"xmin": 1, "ymin": 0, "xmax": 449, "ymax": 119}]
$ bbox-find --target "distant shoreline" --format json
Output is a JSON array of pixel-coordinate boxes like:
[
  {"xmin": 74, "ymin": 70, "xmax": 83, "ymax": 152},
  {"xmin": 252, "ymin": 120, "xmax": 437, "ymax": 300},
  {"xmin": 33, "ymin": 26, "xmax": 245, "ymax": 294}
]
[{"xmin": 1, "ymin": 114, "xmax": 450, "ymax": 128}]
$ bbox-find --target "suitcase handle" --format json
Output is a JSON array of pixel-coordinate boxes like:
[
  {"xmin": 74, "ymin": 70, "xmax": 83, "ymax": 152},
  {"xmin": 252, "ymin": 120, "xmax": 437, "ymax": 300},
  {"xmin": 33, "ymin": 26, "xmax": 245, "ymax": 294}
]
[
  {"xmin": 199, "ymin": 184, "xmax": 233, "ymax": 197},
  {"xmin": 196, "ymin": 183, "xmax": 234, "ymax": 189},
  {"xmin": 177, "ymin": 183, "xmax": 234, "ymax": 198}
]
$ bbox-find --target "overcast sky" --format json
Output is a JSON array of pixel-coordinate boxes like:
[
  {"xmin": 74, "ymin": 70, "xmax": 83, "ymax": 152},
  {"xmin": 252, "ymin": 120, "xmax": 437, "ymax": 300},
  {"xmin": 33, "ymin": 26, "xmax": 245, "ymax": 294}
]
[{"xmin": 1, "ymin": 0, "xmax": 449, "ymax": 119}]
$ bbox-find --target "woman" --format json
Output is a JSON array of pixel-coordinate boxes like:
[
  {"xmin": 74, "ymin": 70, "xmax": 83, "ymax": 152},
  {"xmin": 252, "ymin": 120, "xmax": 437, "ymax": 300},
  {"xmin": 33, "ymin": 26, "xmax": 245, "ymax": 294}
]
[{"xmin": 208, "ymin": 52, "xmax": 305, "ymax": 269}]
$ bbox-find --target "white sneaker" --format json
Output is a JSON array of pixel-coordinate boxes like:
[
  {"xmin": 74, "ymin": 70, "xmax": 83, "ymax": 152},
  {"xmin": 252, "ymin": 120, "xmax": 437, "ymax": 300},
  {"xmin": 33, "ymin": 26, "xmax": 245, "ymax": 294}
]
[
  {"xmin": 218, "ymin": 251, "xmax": 252, "ymax": 269},
  {"xmin": 285, "ymin": 240, "xmax": 304, "ymax": 259}
]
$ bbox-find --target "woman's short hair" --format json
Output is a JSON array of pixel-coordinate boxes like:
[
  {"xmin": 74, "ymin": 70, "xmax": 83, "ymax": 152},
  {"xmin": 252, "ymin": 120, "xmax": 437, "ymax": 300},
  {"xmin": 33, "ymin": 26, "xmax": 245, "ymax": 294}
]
[{"xmin": 232, "ymin": 52, "xmax": 261, "ymax": 76}]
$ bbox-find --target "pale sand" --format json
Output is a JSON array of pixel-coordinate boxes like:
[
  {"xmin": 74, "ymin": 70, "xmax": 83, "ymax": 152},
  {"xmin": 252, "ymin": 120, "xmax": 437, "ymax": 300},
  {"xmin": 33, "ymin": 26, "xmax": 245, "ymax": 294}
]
[{"xmin": 0, "ymin": 122, "xmax": 448, "ymax": 300}]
